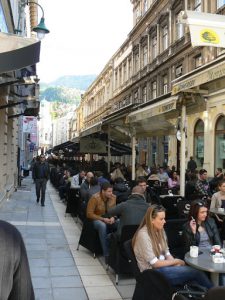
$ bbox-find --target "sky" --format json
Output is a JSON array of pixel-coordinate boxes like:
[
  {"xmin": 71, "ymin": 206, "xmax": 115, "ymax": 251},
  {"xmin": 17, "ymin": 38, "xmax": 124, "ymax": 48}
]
[{"xmin": 37, "ymin": 0, "xmax": 133, "ymax": 83}]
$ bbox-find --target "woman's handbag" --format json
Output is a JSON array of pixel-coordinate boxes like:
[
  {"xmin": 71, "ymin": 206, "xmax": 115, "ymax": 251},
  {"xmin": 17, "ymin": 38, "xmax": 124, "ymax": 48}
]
[{"xmin": 172, "ymin": 283, "xmax": 207, "ymax": 300}]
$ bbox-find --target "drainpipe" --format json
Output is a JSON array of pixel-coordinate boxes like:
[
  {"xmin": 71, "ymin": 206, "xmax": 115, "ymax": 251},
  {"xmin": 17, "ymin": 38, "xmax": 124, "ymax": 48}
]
[{"xmin": 180, "ymin": 101, "xmax": 186, "ymax": 197}]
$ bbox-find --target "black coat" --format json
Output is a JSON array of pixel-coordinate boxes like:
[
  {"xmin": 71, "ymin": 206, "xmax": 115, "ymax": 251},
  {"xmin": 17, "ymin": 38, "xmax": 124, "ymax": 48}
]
[
  {"xmin": 182, "ymin": 217, "xmax": 221, "ymax": 253},
  {"xmin": 33, "ymin": 161, "xmax": 50, "ymax": 180}
]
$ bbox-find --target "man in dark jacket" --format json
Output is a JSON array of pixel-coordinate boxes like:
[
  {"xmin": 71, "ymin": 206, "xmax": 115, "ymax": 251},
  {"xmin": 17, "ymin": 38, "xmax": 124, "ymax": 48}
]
[
  {"xmin": 108, "ymin": 185, "xmax": 149, "ymax": 237},
  {"xmin": 187, "ymin": 156, "xmax": 197, "ymax": 173},
  {"xmin": 33, "ymin": 155, "xmax": 50, "ymax": 206}
]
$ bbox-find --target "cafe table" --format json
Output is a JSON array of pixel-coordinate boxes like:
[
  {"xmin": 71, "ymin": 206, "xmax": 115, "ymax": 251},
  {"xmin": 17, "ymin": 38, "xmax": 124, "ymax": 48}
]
[
  {"xmin": 185, "ymin": 249, "xmax": 225, "ymax": 286},
  {"xmin": 210, "ymin": 208, "xmax": 225, "ymax": 216}
]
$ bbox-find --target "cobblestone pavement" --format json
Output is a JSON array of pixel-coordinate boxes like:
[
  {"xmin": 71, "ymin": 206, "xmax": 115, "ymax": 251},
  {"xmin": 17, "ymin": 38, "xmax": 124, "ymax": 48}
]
[{"xmin": 0, "ymin": 176, "xmax": 135, "ymax": 300}]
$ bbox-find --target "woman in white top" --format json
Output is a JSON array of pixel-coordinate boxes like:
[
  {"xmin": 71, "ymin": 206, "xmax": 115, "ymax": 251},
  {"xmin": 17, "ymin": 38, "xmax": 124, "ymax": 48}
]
[{"xmin": 132, "ymin": 205, "xmax": 213, "ymax": 288}]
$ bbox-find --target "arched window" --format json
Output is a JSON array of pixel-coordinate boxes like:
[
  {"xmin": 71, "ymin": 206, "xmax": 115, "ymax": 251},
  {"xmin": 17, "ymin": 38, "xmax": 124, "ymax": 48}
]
[
  {"xmin": 215, "ymin": 115, "xmax": 225, "ymax": 169},
  {"xmin": 194, "ymin": 119, "xmax": 204, "ymax": 168}
]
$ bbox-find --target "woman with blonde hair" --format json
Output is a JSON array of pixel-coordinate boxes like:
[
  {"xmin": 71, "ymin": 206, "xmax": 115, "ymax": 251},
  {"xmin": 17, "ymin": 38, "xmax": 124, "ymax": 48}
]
[{"xmin": 132, "ymin": 205, "xmax": 213, "ymax": 288}]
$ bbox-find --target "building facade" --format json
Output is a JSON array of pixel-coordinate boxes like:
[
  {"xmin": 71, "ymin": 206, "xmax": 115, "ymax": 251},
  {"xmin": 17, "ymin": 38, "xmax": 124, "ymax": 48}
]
[
  {"xmin": 76, "ymin": 0, "xmax": 225, "ymax": 180},
  {"xmin": 0, "ymin": 0, "xmax": 42, "ymax": 201}
]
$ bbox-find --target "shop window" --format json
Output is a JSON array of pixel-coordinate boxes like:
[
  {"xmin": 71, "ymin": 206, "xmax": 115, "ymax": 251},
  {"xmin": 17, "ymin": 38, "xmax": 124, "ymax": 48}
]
[
  {"xmin": 215, "ymin": 116, "xmax": 225, "ymax": 169},
  {"xmin": 217, "ymin": 0, "xmax": 225, "ymax": 9},
  {"xmin": 194, "ymin": 119, "xmax": 204, "ymax": 168}
]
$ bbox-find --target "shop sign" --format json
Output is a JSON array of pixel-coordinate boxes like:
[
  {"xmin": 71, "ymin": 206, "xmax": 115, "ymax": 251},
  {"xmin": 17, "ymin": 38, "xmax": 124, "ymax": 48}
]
[
  {"xmin": 128, "ymin": 99, "xmax": 177, "ymax": 123},
  {"xmin": 172, "ymin": 60, "xmax": 225, "ymax": 94},
  {"xmin": 80, "ymin": 138, "xmax": 106, "ymax": 154}
]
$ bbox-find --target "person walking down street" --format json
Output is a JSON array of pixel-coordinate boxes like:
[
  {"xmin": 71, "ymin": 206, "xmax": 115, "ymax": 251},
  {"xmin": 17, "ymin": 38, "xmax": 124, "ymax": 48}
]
[
  {"xmin": 187, "ymin": 156, "xmax": 197, "ymax": 173},
  {"xmin": 33, "ymin": 154, "xmax": 50, "ymax": 206}
]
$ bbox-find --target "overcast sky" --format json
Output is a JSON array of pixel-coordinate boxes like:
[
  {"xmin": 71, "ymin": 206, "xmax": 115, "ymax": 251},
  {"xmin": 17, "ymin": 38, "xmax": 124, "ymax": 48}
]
[{"xmin": 37, "ymin": 0, "xmax": 133, "ymax": 82}]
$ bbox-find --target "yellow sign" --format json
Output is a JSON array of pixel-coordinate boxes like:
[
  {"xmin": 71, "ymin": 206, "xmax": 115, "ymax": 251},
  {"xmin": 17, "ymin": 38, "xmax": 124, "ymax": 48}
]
[{"xmin": 200, "ymin": 29, "xmax": 220, "ymax": 45}]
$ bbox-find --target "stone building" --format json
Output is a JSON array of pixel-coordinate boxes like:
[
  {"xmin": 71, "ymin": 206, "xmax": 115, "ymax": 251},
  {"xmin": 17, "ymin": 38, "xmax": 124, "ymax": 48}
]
[
  {"xmin": 0, "ymin": 0, "xmax": 43, "ymax": 201},
  {"xmin": 77, "ymin": 0, "xmax": 225, "ymax": 187}
]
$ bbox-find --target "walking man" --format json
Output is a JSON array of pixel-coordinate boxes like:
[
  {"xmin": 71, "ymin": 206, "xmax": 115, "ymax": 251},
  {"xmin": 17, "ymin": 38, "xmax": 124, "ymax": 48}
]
[{"xmin": 33, "ymin": 154, "xmax": 50, "ymax": 206}]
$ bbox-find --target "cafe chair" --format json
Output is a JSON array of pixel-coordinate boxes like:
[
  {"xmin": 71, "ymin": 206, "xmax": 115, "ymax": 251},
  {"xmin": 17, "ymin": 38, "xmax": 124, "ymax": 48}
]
[
  {"xmin": 123, "ymin": 239, "xmax": 173, "ymax": 300},
  {"xmin": 77, "ymin": 219, "xmax": 102, "ymax": 258},
  {"xmin": 160, "ymin": 196, "xmax": 184, "ymax": 219},
  {"xmin": 164, "ymin": 218, "xmax": 187, "ymax": 259},
  {"xmin": 65, "ymin": 188, "xmax": 81, "ymax": 221},
  {"xmin": 204, "ymin": 286, "xmax": 225, "ymax": 300},
  {"xmin": 108, "ymin": 224, "xmax": 139, "ymax": 284}
]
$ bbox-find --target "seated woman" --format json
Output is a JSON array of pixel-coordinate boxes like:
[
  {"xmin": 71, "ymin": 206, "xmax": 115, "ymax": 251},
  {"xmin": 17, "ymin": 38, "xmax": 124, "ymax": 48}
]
[
  {"xmin": 183, "ymin": 200, "xmax": 224, "ymax": 285},
  {"xmin": 168, "ymin": 171, "xmax": 180, "ymax": 193},
  {"xmin": 132, "ymin": 205, "xmax": 213, "ymax": 289},
  {"xmin": 147, "ymin": 168, "xmax": 160, "ymax": 182}
]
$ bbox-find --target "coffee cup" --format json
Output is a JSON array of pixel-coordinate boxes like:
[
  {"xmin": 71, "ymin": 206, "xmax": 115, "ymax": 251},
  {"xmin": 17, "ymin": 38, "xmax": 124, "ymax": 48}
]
[
  {"xmin": 190, "ymin": 246, "xmax": 199, "ymax": 258},
  {"xmin": 212, "ymin": 245, "xmax": 221, "ymax": 252}
]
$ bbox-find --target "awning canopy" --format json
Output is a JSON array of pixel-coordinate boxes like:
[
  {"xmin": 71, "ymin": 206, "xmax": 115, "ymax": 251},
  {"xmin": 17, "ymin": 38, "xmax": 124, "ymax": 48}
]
[
  {"xmin": 127, "ymin": 96, "xmax": 179, "ymax": 137},
  {"xmin": 0, "ymin": 32, "xmax": 40, "ymax": 74},
  {"xmin": 178, "ymin": 10, "xmax": 225, "ymax": 48},
  {"xmin": 80, "ymin": 122, "xmax": 102, "ymax": 137},
  {"xmin": 50, "ymin": 138, "xmax": 134, "ymax": 157}
]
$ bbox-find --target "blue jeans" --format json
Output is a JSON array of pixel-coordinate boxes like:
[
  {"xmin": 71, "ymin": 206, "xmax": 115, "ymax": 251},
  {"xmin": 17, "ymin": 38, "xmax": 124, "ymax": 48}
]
[
  {"xmin": 93, "ymin": 220, "xmax": 108, "ymax": 256},
  {"xmin": 93, "ymin": 220, "xmax": 117, "ymax": 256},
  {"xmin": 156, "ymin": 266, "xmax": 213, "ymax": 289}
]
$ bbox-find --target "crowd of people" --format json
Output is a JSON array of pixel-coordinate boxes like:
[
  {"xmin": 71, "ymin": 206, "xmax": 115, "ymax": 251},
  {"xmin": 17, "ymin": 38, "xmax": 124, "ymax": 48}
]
[{"xmin": 43, "ymin": 155, "xmax": 225, "ymax": 295}]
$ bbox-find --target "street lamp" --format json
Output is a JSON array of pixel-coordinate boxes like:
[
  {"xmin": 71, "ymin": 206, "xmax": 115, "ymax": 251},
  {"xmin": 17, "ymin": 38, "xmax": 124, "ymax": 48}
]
[{"xmin": 27, "ymin": 1, "xmax": 50, "ymax": 40}]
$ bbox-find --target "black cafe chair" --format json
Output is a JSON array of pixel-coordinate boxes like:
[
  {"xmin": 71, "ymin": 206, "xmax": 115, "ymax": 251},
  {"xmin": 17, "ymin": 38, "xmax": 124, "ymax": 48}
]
[
  {"xmin": 77, "ymin": 219, "xmax": 102, "ymax": 258},
  {"xmin": 108, "ymin": 224, "xmax": 139, "ymax": 284}
]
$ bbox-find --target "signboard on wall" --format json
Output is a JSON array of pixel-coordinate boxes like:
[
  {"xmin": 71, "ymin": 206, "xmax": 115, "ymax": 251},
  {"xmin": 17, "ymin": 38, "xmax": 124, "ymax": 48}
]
[{"xmin": 80, "ymin": 138, "xmax": 106, "ymax": 154}]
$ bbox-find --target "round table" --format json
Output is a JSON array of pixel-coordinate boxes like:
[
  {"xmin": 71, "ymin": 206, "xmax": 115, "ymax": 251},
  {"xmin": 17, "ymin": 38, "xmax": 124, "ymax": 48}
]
[{"xmin": 185, "ymin": 249, "xmax": 225, "ymax": 286}]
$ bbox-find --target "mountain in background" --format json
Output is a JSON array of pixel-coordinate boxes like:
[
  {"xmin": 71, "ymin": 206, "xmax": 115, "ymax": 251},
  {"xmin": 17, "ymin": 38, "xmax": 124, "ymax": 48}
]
[
  {"xmin": 41, "ymin": 75, "xmax": 96, "ymax": 91},
  {"xmin": 39, "ymin": 74, "xmax": 96, "ymax": 105}
]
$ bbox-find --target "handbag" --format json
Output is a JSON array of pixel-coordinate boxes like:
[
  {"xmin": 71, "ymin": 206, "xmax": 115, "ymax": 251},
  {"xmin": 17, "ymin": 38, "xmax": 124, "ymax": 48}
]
[{"xmin": 172, "ymin": 283, "xmax": 207, "ymax": 300}]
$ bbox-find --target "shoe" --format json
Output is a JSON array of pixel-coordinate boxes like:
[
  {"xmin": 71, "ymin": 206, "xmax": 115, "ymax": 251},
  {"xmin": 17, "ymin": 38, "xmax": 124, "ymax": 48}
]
[
  {"xmin": 41, "ymin": 204, "xmax": 45, "ymax": 207},
  {"xmin": 36, "ymin": 199, "xmax": 39, "ymax": 203}
]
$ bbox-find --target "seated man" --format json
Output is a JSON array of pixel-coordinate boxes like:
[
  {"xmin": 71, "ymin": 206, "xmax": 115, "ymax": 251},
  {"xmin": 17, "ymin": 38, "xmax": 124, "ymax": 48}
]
[
  {"xmin": 210, "ymin": 168, "xmax": 224, "ymax": 194},
  {"xmin": 86, "ymin": 182, "xmax": 117, "ymax": 262},
  {"xmin": 108, "ymin": 185, "xmax": 149, "ymax": 238},
  {"xmin": 137, "ymin": 177, "xmax": 151, "ymax": 203},
  {"xmin": 71, "ymin": 170, "xmax": 86, "ymax": 188},
  {"xmin": 195, "ymin": 169, "xmax": 212, "ymax": 199},
  {"xmin": 80, "ymin": 172, "xmax": 94, "ymax": 203}
]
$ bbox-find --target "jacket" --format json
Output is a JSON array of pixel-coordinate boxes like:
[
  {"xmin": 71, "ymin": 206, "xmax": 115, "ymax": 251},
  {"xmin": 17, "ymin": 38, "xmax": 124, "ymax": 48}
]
[
  {"xmin": 86, "ymin": 192, "xmax": 116, "ymax": 221},
  {"xmin": 33, "ymin": 161, "xmax": 50, "ymax": 180},
  {"xmin": 108, "ymin": 193, "xmax": 149, "ymax": 236},
  {"xmin": 182, "ymin": 217, "xmax": 221, "ymax": 253}
]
